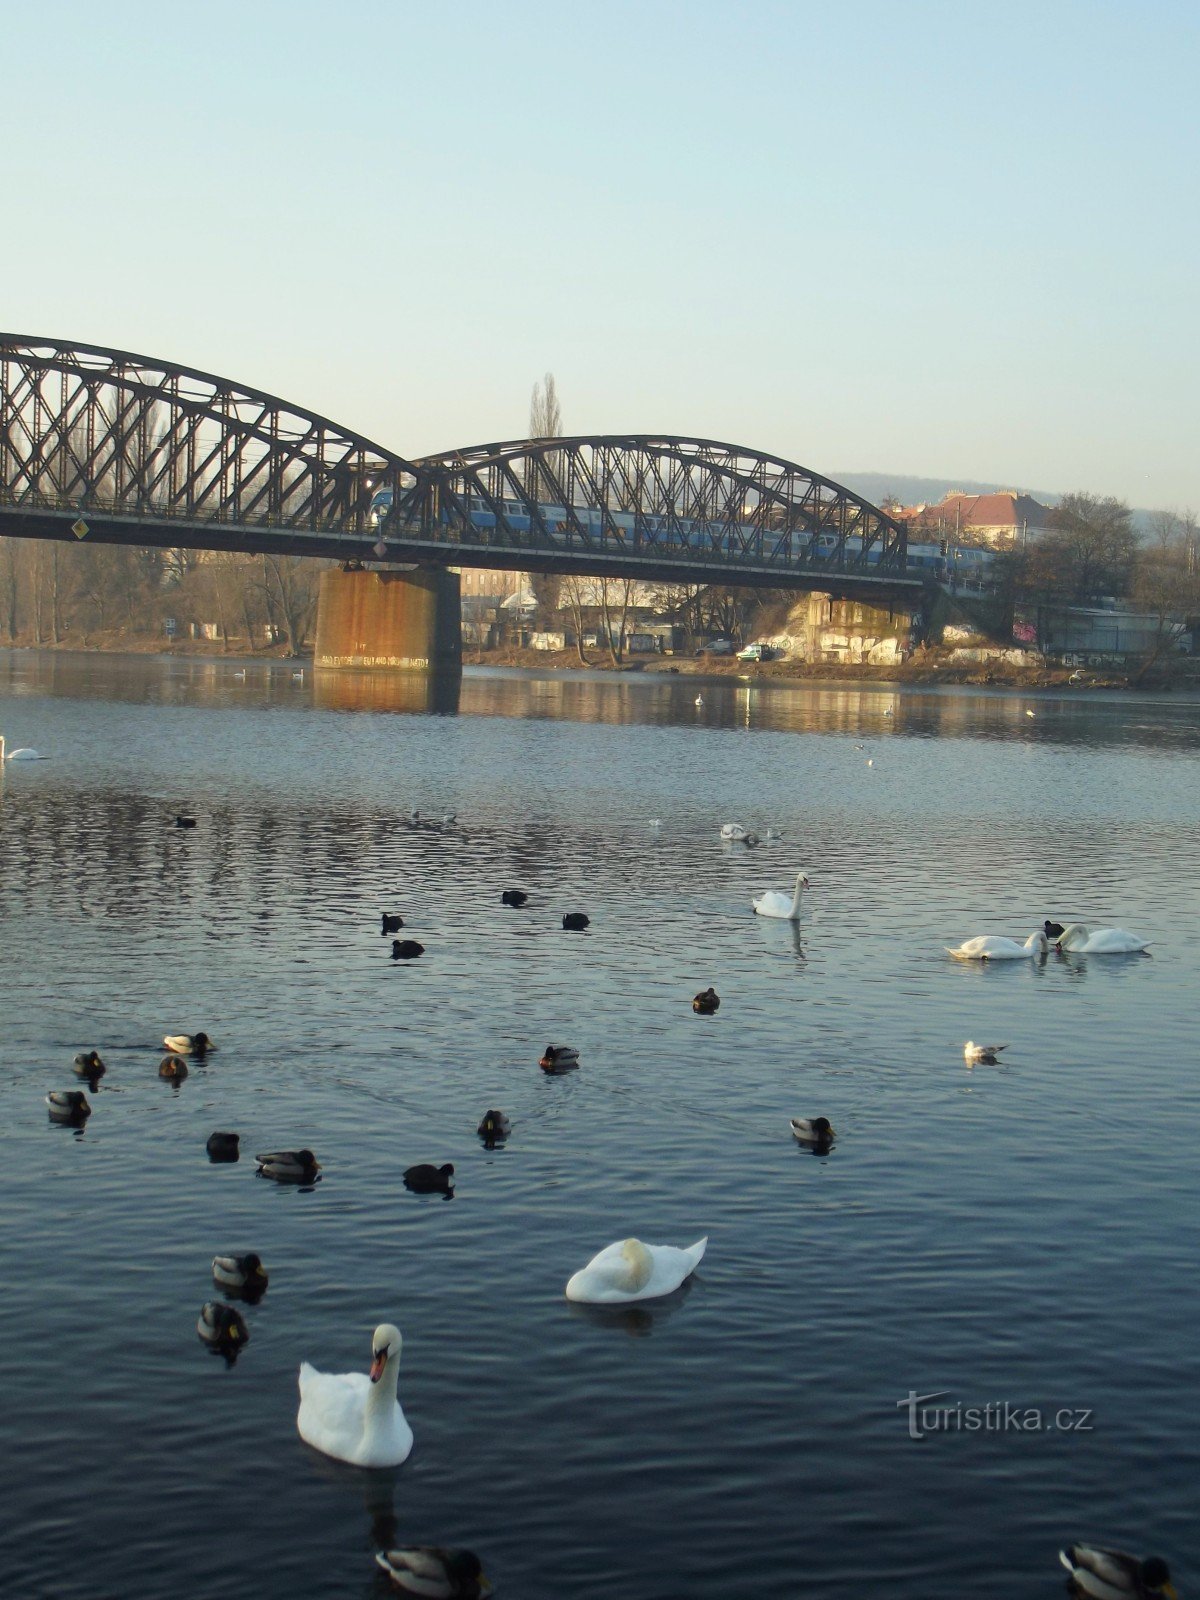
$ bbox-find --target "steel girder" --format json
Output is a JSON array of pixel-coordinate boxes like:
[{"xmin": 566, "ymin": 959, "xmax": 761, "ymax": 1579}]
[
  {"xmin": 415, "ymin": 435, "xmax": 908, "ymax": 577},
  {"xmin": 0, "ymin": 334, "xmax": 426, "ymax": 538},
  {"xmin": 0, "ymin": 337, "xmax": 912, "ymax": 589}
]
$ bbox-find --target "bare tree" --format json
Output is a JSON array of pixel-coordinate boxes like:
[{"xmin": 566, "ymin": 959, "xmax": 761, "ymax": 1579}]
[
  {"xmin": 261, "ymin": 554, "xmax": 320, "ymax": 655},
  {"xmin": 561, "ymin": 575, "xmax": 591, "ymax": 664},
  {"xmin": 527, "ymin": 374, "xmax": 565, "ymax": 623},
  {"xmin": 1046, "ymin": 492, "xmax": 1136, "ymax": 602},
  {"xmin": 529, "ymin": 373, "xmax": 562, "ymax": 439},
  {"xmin": 1132, "ymin": 510, "xmax": 1200, "ymax": 676},
  {"xmin": 598, "ymin": 577, "xmax": 636, "ymax": 665},
  {"xmin": 0, "ymin": 538, "xmax": 19, "ymax": 640}
]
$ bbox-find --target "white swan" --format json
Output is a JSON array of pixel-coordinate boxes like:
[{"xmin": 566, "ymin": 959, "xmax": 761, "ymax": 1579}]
[
  {"xmin": 947, "ymin": 931, "xmax": 1048, "ymax": 961},
  {"xmin": 297, "ymin": 1322, "xmax": 413, "ymax": 1467},
  {"xmin": 565, "ymin": 1237, "xmax": 707, "ymax": 1304},
  {"xmin": 5, "ymin": 748, "xmax": 48, "ymax": 761},
  {"xmin": 720, "ymin": 822, "xmax": 748, "ymax": 840},
  {"xmin": 1055, "ymin": 923, "xmax": 1151, "ymax": 954},
  {"xmin": 752, "ymin": 872, "xmax": 808, "ymax": 920}
]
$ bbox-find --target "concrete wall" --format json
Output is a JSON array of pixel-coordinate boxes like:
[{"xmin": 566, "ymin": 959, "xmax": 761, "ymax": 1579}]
[
  {"xmin": 314, "ymin": 567, "xmax": 462, "ymax": 671},
  {"xmin": 786, "ymin": 593, "xmax": 918, "ymax": 664}
]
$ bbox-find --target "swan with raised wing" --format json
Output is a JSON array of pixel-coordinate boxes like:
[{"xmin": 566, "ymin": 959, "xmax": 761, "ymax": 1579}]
[
  {"xmin": 297, "ymin": 1322, "xmax": 413, "ymax": 1468},
  {"xmin": 947, "ymin": 931, "xmax": 1048, "ymax": 961},
  {"xmin": 1054, "ymin": 923, "xmax": 1151, "ymax": 954},
  {"xmin": 752, "ymin": 871, "xmax": 808, "ymax": 921}
]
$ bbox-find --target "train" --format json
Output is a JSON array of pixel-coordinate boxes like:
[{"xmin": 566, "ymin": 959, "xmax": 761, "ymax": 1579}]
[{"xmin": 368, "ymin": 488, "xmax": 999, "ymax": 586}]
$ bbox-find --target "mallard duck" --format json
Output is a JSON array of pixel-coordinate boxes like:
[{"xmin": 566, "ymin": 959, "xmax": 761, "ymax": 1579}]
[
  {"xmin": 964, "ymin": 1041, "xmax": 1008, "ymax": 1064},
  {"xmin": 790, "ymin": 1116, "xmax": 835, "ymax": 1145},
  {"xmin": 477, "ymin": 1109, "xmax": 511, "ymax": 1140},
  {"xmin": 692, "ymin": 986, "xmax": 720, "ymax": 1015},
  {"xmin": 391, "ymin": 939, "xmax": 425, "ymax": 959},
  {"xmin": 375, "ymin": 1547, "xmax": 491, "ymax": 1597},
  {"xmin": 206, "ymin": 1130, "xmax": 240, "ymax": 1162},
  {"xmin": 566, "ymin": 1236, "xmax": 707, "ymax": 1303},
  {"xmin": 381, "ymin": 913, "xmax": 404, "ymax": 934},
  {"xmin": 298, "ymin": 1322, "xmax": 412, "ymax": 1468},
  {"xmin": 47, "ymin": 1089, "xmax": 91, "ymax": 1122},
  {"xmin": 212, "ymin": 1252, "xmax": 268, "ymax": 1292},
  {"xmin": 164, "ymin": 1032, "xmax": 215, "ymax": 1055},
  {"xmin": 255, "ymin": 1149, "xmax": 320, "ymax": 1182},
  {"xmin": 501, "ymin": 888, "xmax": 528, "ymax": 907},
  {"xmin": 159, "ymin": 1054, "xmax": 189, "ymax": 1080},
  {"xmin": 540, "ymin": 1044, "xmax": 580, "ymax": 1073},
  {"xmin": 561, "ymin": 912, "xmax": 589, "ymax": 930},
  {"xmin": 403, "ymin": 1162, "xmax": 455, "ymax": 1193},
  {"xmin": 72, "ymin": 1050, "xmax": 105, "ymax": 1078},
  {"xmin": 197, "ymin": 1302, "xmax": 248, "ymax": 1348},
  {"xmin": 1058, "ymin": 1543, "xmax": 1177, "ymax": 1599}
]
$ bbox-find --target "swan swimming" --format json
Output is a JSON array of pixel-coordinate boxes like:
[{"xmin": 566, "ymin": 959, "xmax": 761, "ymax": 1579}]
[
  {"xmin": 946, "ymin": 931, "xmax": 1048, "ymax": 961},
  {"xmin": 752, "ymin": 871, "xmax": 808, "ymax": 921},
  {"xmin": 565, "ymin": 1237, "xmax": 707, "ymax": 1304},
  {"xmin": 5, "ymin": 748, "xmax": 48, "ymax": 761},
  {"xmin": 1054, "ymin": 923, "xmax": 1151, "ymax": 954},
  {"xmin": 297, "ymin": 1322, "xmax": 413, "ymax": 1468},
  {"xmin": 720, "ymin": 822, "xmax": 749, "ymax": 840}
]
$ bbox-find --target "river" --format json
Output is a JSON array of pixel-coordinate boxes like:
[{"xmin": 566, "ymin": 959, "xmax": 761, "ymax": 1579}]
[{"xmin": 1, "ymin": 650, "xmax": 1196, "ymax": 1599}]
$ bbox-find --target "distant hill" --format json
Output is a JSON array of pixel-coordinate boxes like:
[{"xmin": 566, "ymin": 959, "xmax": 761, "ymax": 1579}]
[
  {"xmin": 831, "ymin": 471, "xmax": 1062, "ymax": 510},
  {"xmin": 832, "ymin": 471, "xmax": 1156, "ymax": 533}
]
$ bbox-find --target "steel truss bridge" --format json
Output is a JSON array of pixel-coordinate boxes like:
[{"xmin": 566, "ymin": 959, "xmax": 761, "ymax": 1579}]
[{"xmin": 0, "ymin": 335, "xmax": 916, "ymax": 596}]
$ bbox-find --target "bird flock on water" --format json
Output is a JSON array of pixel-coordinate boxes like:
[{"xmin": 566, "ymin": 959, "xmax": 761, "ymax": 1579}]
[{"xmin": 36, "ymin": 777, "xmax": 1164, "ymax": 1597}]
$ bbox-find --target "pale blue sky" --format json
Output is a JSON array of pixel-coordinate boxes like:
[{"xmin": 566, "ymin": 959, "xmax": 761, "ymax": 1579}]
[{"xmin": 2, "ymin": 0, "xmax": 1196, "ymax": 504}]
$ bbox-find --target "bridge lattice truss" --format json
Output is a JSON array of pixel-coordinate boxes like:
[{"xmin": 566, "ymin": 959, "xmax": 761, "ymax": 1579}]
[{"xmin": 0, "ymin": 336, "xmax": 910, "ymax": 589}]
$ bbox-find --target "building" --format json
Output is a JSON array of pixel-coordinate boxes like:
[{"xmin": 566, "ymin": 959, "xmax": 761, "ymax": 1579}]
[{"xmin": 897, "ymin": 490, "xmax": 1055, "ymax": 550}]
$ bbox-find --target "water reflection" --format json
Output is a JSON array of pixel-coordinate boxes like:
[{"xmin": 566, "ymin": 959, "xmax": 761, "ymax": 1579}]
[
  {"xmin": 2, "ymin": 649, "xmax": 1199, "ymax": 751},
  {"xmin": 565, "ymin": 1279, "xmax": 695, "ymax": 1337},
  {"xmin": 313, "ymin": 669, "xmax": 461, "ymax": 717}
]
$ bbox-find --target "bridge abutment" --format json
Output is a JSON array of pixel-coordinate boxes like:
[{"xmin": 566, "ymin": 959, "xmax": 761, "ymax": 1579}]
[{"xmin": 314, "ymin": 566, "xmax": 462, "ymax": 672}]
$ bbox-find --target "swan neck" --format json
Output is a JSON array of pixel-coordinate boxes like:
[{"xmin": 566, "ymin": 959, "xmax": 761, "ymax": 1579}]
[
  {"xmin": 789, "ymin": 878, "xmax": 805, "ymax": 918},
  {"xmin": 365, "ymin": 1352, "xmax": 400, "ymax": 1424}
]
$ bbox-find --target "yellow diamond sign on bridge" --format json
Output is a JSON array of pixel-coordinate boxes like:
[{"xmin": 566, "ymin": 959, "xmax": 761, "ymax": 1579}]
[{"xmin": 71, "ymin": 518, "xmax": 89, "ymax": 540}]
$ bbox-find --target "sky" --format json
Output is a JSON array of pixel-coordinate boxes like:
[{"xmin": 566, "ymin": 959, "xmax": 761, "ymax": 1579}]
[{"xmin": 2, "ymin": 0, "xmax": 1197, "ymax": 507}]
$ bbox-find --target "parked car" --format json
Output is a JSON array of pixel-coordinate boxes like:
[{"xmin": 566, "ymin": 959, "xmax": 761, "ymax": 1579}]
[
  {"xmin": 737, "ymin": 643, "xmax": 774, "ymax": 662},
  {"xmin": 699, "ymin": 638, "xmax": 734, "ymax": 656}
]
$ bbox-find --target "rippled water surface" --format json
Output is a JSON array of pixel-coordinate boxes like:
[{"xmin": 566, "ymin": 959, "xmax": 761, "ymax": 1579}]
[{"xmin": 2, "ymin": 651, "xmax": 1198, "ymax": 1599}]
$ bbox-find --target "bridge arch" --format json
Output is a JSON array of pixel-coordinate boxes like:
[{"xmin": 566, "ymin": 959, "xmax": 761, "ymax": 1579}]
[
  {"xmin": 0, "ymin": 333, "xmax": 426, "ymax": 542},
  {"xmin": 415, "ymin": 435, "xmax": 907, "ymax": 580}
]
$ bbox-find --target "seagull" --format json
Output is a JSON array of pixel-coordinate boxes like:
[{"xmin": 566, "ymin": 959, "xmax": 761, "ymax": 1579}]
[
  {"xmin": 1025, "ymin": 709, "xmax": 1035, "ymax": 718},
  {"xmin": 964, "ymin": 1041, "xmax": 1008, "ymax": 1065}
]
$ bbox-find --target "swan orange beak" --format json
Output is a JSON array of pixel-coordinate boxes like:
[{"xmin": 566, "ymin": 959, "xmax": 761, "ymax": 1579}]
[{"xmin": 369, "ymin": 1351, "xmax": 387, "ymax": 1383}]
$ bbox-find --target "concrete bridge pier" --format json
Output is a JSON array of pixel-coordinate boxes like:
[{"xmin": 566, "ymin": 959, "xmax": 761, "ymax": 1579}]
[{"xmin": 314, "ymin": 566, "xmax": 462, "ymax": 672}]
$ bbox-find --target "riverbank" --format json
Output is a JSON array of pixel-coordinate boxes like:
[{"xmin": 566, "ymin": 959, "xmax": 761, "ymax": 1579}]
[
  {"xmin": 468, "ymin": 643, "xmax": 1187, "ymax": 691},
  {"xmin": 3, "ymin": 633, "xmax": 1194, "ymax": 691}
]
